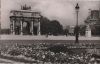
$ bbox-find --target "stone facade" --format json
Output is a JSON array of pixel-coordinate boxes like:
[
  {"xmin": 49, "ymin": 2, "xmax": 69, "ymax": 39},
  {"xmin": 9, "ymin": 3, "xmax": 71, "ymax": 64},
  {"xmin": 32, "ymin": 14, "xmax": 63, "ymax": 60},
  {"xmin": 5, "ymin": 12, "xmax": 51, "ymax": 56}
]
[
  {"xmin": 85, "ymin": 9, "xmax": 100, "ymax": 36},
  {"xmin": 10, "ymin": 5, "xmax": 42, "ymax": 35}
]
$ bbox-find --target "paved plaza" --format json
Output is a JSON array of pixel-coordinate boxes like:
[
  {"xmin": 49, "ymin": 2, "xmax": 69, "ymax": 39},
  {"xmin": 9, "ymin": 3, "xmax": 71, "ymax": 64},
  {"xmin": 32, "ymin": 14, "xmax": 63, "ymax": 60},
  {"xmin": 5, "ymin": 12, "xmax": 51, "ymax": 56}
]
[{"xmin": 0, "ymin": 35, "xmax": 100, "ymax": 40}]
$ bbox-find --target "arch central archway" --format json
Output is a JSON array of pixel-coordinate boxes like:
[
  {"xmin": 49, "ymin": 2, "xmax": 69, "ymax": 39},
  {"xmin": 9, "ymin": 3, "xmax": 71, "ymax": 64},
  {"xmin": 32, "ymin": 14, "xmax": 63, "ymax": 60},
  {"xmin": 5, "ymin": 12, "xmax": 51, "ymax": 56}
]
[{"xmin": 23, "ymin": 21, "xmax": 31, "ymax": 35}]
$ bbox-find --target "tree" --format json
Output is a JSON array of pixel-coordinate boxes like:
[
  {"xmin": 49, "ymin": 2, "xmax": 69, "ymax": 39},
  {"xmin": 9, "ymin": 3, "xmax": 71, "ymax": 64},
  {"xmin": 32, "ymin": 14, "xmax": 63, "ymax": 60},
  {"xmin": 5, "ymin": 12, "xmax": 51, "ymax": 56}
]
[
  {"xmin": 79, "ymin": 25, "xmax": 86, "ymax": 36},
  {"xmin": 41, "ymin": 18, "xmax": 63, "ymax": 35},
  {"xmin": 40, "ymin": 17, "xmax": 51, "ymax": 35},
  {"xmin": 48, "ymin": 20, "xmax": 63, "ymax": 35}
]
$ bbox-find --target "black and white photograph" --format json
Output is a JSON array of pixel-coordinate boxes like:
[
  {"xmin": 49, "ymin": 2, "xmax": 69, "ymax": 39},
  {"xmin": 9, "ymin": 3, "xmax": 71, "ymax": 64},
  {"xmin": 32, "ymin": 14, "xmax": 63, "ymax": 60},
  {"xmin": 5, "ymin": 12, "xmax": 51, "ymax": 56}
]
[{"xmin": 0, "ymin": 0, "xmax": 100, "ymax": 64}]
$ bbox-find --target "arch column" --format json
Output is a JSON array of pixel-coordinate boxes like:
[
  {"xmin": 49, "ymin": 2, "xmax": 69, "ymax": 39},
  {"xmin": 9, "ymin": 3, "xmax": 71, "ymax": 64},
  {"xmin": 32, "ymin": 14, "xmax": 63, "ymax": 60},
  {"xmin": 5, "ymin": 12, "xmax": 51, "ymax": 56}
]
[
  {"xmin": 10, "ymin": 17, "xmax": 15, "ymax": 35},
  {"xmin": 13, "ymin": 20, "xmax": 15, "ymax": 35},
  {"xmin": 31, "ymin": 21, "xmax": 34, "ymax": 35},
  {"xmin": 38, "ymin": 19, "xmax": 41, "ymax": 35},
  {"xmin": 20, "ymin": 20, "xmax": 23, "ymax": 35},
  {"xmin": 11, "ymin": 20, "xmax": 15, "ymax": 35},
  {"xmin": 10, "ymin": 21, "xmax": 13, "ymax": 35}
]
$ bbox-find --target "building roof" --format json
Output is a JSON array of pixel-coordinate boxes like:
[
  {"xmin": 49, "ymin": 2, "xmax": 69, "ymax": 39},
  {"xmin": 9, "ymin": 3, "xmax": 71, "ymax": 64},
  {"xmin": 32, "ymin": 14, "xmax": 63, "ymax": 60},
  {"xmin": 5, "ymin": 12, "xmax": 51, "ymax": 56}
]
[{"xmin": 85, "ymin": 9, "xmax": 100, "ymax": 25}]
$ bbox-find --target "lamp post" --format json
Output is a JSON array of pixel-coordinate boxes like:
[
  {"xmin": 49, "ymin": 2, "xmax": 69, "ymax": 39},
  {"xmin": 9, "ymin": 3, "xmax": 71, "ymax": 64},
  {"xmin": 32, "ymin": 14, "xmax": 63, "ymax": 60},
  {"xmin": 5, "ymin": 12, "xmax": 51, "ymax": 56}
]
[{"xmin": 75, "ymin": 3, "xmax": 80, "ymax": 43}]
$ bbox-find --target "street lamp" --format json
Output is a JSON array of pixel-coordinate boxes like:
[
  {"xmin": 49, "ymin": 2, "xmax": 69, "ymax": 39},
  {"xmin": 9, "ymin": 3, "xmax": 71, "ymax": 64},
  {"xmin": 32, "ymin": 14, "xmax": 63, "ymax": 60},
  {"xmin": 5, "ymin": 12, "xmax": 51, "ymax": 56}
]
[{"xmin": 75, "ymin": 3, "xmax": 80, "ymax": 43}]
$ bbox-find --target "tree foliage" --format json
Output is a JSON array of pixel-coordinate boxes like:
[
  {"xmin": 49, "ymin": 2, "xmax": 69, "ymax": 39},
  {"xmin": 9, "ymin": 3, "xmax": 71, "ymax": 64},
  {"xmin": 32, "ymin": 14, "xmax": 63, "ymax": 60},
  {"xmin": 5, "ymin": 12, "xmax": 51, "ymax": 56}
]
[{"xmin": 41, "ymin": 17, "xmax": 63, "ymax": 35}]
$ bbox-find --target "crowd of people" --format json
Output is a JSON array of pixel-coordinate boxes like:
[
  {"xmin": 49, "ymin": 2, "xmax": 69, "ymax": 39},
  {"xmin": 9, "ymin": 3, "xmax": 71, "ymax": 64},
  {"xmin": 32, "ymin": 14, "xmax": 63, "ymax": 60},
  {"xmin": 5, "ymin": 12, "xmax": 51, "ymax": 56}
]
[{"xmin": 0, "ymin": 43, "xmax": 100, "ymax": 64}]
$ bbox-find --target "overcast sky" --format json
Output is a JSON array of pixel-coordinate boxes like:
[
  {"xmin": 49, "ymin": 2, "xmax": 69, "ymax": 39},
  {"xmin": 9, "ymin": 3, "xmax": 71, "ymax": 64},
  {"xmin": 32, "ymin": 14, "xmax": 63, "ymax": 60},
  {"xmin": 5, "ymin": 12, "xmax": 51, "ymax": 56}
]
[{"xmin": 1, "ymin": 0, "xmax": 100, "ymax": 28}]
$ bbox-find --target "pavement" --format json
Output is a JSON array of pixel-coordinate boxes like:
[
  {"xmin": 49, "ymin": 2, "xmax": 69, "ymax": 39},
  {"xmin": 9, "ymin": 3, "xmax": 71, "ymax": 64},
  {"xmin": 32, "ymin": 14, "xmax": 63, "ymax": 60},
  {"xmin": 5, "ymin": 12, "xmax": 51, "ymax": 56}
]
[
  {"xmin": 0, "ymin": 35, "xmax": 100, "ymax": 40},
  {"xmin": 0, "ymin": 35, "xmax": 100, "ymax": 45}
]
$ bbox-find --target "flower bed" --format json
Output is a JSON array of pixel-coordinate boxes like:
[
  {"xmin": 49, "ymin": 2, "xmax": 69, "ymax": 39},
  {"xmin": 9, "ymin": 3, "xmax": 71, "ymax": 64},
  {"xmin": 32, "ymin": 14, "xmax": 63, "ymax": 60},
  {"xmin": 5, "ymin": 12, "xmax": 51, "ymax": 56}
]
[{"xmin": 0, "ymin": 43, "xmax": 100, "ymax": 64}]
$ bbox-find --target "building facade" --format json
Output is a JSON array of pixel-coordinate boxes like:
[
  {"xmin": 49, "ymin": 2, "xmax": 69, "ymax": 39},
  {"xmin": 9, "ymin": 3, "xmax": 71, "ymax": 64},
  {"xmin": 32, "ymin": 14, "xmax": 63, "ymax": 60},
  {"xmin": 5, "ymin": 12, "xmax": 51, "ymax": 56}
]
[
  {"xmin": 10, "ymin": 5, "xmax": 42, "ymax": 35},
  {"xmin": 85, "ymin": 10, "xmax": 100, "ymax": 25},
  {"xmin": 85, "ymin": 9, "xmax": 100, "ymax": 36}
]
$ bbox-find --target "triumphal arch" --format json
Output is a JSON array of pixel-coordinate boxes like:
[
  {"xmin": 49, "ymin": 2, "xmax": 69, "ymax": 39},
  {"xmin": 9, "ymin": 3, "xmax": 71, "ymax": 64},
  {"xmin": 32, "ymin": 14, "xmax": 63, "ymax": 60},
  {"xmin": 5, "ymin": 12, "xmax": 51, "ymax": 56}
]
[{"xmin": 10, "ymin": 5, "xmax": 41, "ymax": 35}]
